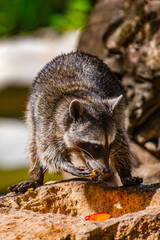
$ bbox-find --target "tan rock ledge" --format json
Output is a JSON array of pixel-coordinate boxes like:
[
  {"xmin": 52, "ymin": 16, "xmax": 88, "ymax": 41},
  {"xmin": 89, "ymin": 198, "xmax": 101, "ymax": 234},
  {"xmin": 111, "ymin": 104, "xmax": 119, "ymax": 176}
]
[
  {"xmin": 0, "ymin": 179, "xmax": 160, "ymax": 217},
  {"xmin": 0, "ymin": 179, "xmax": 160, "ymax": 239}
]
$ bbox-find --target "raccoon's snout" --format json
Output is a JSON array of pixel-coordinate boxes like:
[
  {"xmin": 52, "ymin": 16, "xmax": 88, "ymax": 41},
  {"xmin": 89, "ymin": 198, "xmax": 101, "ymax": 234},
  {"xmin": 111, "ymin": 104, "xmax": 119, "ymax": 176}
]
[
  {"xmin": 86, "ymin": 158, "xmax": 110, "ymax": 174},
  {"xmin": 102, "ymin": 168, "xmax": 111, "ymax": 175}
]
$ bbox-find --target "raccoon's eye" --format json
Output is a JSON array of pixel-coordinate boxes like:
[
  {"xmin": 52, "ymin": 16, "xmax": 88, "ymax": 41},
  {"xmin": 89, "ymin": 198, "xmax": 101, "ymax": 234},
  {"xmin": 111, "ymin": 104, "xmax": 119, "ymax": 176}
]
[
  {"xmin": 91, "ymin": 144, "xmax": 102, "ymax": 158},
  {"xmin": 92, "ymin": 144, "xmax": 101, "ymax": 152}
]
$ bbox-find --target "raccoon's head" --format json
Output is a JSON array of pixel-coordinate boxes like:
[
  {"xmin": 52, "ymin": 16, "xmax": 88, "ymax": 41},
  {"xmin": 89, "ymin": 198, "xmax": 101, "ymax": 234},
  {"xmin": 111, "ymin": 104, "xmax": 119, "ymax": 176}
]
[{"xmin": 63, "ymin": 95, "xmax": 123, "ymax": 173}]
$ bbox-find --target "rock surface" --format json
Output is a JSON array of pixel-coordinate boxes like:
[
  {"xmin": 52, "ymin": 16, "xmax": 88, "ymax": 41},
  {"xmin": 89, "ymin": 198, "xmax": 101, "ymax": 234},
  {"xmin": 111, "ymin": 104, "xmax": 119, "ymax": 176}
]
[
  {"xmin": 78, "ymin": 0, "xmax": 160, "ymax": 159},
  {"xmin": 0, "ymin": 179, "xmax": 160, "ymax": 239},
  {"xmin": 131, "ymin": 142, "xmax": 160, "ymax": 185},
  {"xmin": 0, "ymin": 206, "xmax": 159, "ymax": 240}
]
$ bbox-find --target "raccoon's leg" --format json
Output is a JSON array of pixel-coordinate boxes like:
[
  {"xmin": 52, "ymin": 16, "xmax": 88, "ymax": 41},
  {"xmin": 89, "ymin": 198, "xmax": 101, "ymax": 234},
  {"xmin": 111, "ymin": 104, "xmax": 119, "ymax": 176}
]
[
  {"xmin": 110, "ymin": 130, "xmax": 143, "ymax": 186},
  {"xmin": 9, "ymin": 136, "xmax": 45, "ymax": 193}
]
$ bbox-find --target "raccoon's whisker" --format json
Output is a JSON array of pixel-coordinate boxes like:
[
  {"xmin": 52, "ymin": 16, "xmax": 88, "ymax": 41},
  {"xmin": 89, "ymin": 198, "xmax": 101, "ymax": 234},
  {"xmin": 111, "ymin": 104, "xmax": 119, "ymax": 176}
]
[{"xmin": 74, "ymin": 145, "xmax": 94, "ymax": 160}]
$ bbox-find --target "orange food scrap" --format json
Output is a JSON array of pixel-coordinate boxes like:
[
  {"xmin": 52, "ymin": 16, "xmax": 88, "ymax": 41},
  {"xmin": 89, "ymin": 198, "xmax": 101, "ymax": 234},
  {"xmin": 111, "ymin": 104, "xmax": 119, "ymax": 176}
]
[
  {"xmin": 84, "ymin": 212, "xmax": 112, "ymax": 221},
  {"xmin": 27, "ymin": 188, "xmax": 34, "ymax": 191}
]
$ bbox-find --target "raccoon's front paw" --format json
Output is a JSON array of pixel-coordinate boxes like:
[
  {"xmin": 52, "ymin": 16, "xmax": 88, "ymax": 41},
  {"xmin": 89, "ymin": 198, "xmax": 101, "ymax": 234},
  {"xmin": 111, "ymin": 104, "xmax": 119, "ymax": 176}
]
[
  {"xmin": 75, "ymin": 167, "xmax": 101, "ymax": 179},
  {"xmin": 122, "ymin": 176, "xmax": 143, "ymax": 186},
  {"xmin": 8, "ymin": 179, "xmax": 40, "ymax": 193}
]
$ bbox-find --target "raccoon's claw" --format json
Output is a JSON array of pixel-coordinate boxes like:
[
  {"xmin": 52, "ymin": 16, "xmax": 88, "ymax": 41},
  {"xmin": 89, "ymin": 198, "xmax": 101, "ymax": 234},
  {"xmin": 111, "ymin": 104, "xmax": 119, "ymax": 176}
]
[
  {"xmin": 122, "ymin": 176, "xmax": 143, "ymax": 186},
  {"xmin": 8, "ymin": 179, "xmax": 40, "ymax": 193},
  {"xmin": 75, "ymin": 167, "xmax": 101, "ymax": 178},
  {"xmin": 75, "ymin": 166, "xmax": 86, "ymax": 171},
  {"xmin": 76, "ymin": 167, "xmax": 94, "ymax": 177}
]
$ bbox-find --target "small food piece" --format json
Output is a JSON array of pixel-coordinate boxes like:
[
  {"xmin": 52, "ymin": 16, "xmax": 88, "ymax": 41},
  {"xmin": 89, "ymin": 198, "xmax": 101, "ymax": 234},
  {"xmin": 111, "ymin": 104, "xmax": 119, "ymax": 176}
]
[
  {"xmin": 27, "ymin": 188, "xmax": 34, "ymax": 191},
  {"xmin": 84, "ymin": 212, "xmax": 112, "ymax": 221},
  {"xmin": 92, "ymin": 169, "xmax": 101, "ymax": 183}
]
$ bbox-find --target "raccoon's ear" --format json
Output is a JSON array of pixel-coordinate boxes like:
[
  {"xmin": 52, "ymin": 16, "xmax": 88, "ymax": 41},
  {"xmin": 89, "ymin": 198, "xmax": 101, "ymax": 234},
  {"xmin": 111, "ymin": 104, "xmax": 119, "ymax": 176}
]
[
  {"xmin": 107, "ymin": 95, "xmax": 123, "ymax": 111},
  {"xmin": 69, "ymin": 99, "xmax": 84, "ymax": 121}
]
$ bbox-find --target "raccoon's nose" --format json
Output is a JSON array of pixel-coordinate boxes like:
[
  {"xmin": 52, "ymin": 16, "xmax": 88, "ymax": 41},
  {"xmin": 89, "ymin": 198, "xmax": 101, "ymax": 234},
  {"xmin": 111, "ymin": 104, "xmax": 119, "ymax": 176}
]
[{"xmin": 102, "ymin": 168, "xmax": 111, "ymax": 174}]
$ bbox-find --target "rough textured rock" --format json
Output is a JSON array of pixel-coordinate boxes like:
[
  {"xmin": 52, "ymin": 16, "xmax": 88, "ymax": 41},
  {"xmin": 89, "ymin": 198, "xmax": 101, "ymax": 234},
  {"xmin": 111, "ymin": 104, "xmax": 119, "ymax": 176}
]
[
  {"xmin": 0, "ymin": 206, "xmax": 160, "ymax": 240},
  {"xmin": 0, "ymin": 180, "xmax": 160, "ymax": 239},
  {"xmin": 131, "ymin": 142, "xmax": 160, "ymax": 184},
  {"xmin": 78, "ymin": 0, "xmax": 160, "ymax": 159},
  {"xmin": 0, "ymin": 180, "xmax": 160, "ymax": 218}
]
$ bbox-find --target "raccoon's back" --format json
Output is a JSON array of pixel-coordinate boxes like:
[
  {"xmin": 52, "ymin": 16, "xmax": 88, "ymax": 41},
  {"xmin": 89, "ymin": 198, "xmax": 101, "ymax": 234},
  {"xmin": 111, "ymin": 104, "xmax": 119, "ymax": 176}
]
[
  {"xmin": 26, "ymin": 51, "xmax": 125, "ymax": 126},
  {"xmin": 30, "ymin": 51, "xmax": 124, "ymax": 98}
]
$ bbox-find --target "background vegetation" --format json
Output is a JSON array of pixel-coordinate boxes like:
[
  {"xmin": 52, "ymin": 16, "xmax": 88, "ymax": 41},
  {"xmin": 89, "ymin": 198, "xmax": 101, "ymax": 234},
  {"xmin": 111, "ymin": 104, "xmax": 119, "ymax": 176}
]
[{"xmin": 0, "ymin": 0, "xmax": 95, "ymax": 37}]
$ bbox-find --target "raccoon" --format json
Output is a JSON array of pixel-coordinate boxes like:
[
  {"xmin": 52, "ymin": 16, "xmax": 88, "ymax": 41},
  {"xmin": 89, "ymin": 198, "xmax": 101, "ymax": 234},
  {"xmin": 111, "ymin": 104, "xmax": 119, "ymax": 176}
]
[{"xmin": 9, "ymin": 50, "xmax": 143, "ymax": 193}]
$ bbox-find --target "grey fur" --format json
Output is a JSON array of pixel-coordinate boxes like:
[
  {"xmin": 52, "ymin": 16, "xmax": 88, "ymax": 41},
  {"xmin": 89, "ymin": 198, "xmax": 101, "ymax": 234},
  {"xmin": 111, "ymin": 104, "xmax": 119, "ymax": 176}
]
[{"xmin": 9, "ymin": 50, "xmax": 143, "ymax": 193}]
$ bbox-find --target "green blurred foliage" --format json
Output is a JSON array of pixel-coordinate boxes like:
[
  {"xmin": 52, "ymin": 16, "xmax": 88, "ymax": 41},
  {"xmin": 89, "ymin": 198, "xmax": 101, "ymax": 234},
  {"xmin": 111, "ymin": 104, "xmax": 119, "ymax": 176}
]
[
  {"xmin": 51, "ymin": 0, "xmax": 92, "ymax": 32},
  {"xmin": 0, "ymin": 0, "xmax": 94, "ymax": 37}
]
